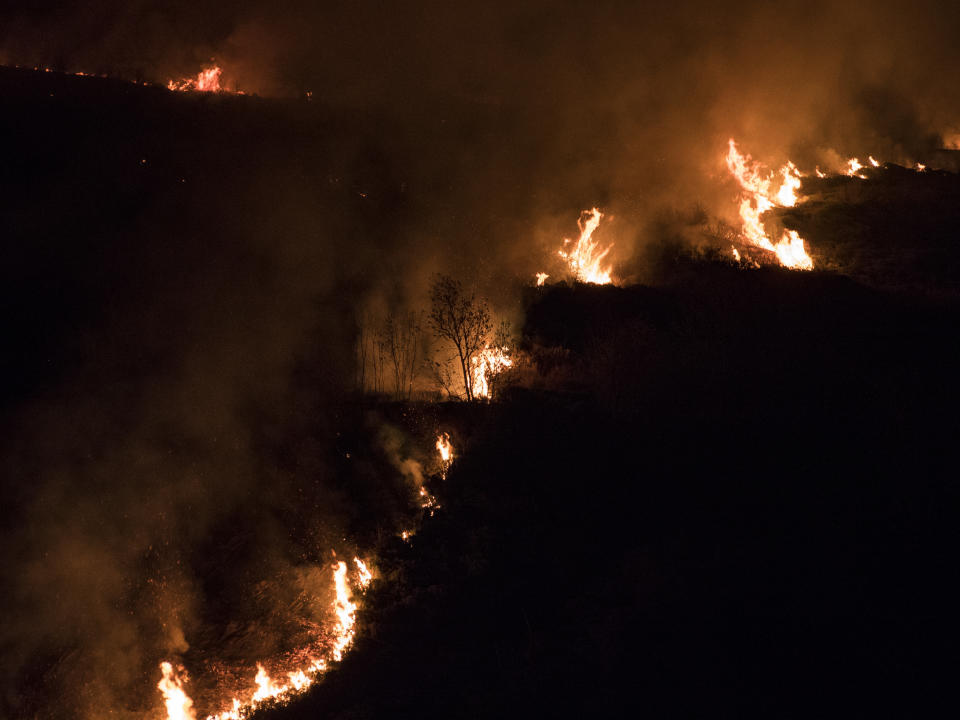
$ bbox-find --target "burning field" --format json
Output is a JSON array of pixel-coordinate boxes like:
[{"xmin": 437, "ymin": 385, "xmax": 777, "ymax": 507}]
[{"xmin": 1, "ymin": 2, "xmax": 960, "ymax": 719}]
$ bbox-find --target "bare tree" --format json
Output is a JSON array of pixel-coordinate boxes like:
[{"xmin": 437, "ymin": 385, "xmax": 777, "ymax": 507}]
[
  {"xmin": 428, "ymin": 275, "xmax": 492, "ymax": 401},
  {"xmin": 372, "ymin": 331, "xmax": 387, "ymax": 394},
  {"xmin": 428, "ymin": 354, "xmax": 459, "ymax": 399},
  {"xmin": 493, "ymin": 320, "xmax": 514, "ymax": 349},
  {"xmin": 381, "ymin": 310, "xmax": 425, "ymax": 399},
  {"xmin": 355, "ymin": 310, "xmax": 372, "ymax": 392}
]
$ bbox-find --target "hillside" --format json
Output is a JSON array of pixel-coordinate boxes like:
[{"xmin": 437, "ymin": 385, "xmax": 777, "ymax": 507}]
[{"xmin": 0, "ymin": 65, "xmax": 958, "ymax": 720}]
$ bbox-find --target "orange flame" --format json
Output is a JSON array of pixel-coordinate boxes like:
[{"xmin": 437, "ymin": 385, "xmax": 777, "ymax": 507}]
[
  {"xmin": 845, "ymin": 158, "xmax": 867, "ymax": 179},
  {"xmin": 331, "ymin": 560, "xmax": 357, "ymax": 662},
  {"xmin": 159, "ymin": 557, "xmax": 372, "ymax": 720},
  {"xmin": 354, "ymin": 557, "xmax": 373, "ymax": 590},
  {"xmin": 535, "ymin": 272, "xmax": 549, "ymax": 286},
  {"xmin": 158, "ymin": 663, "xmax": 196, "ymax": 720},
  {"xmin": 725, "ymin": 139, "xmax": 814, "ymax": 270},
  {"xmin": 470, "ymin": 345, "xmax": 513, "ymax": 399},
  {"xmin": 436, "ymin": 433, "xmax": 454, "ymax": 464},
  {"xmin": 557, "ymin": 208, "xmax": 614, "ymax": 284},
  {"xmin": 168, "ymin": 66, "xmax": 223, "ymax": 93}
]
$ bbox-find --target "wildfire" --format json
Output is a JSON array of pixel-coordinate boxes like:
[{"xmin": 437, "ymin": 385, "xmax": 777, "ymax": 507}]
[
  {"xmin": 436, "ymin": 433, "xmax": 454, "ymax": 464},
  {"xmin": 470, "ymin": 345, "xmax": 513, "ymax": 399},
  {"xmin": 418, "ymin": 485, "xmax": 439, "ymax": 514},
  {"xmin": 331, "ymin": 561, "xmax": 357, "ymax": 662},
  {"xmin": 535, "ymin": 272, "xmax": 550, "ymax": 286},
  {"xmin": 556, "ymin": 208, "xmax": 614, "ymax": 284},
  {"xmin": 158, "ymin": 663, "xmax": 196, "ymax": 720},
  {"xmin": 846, "ymin": 158, "xmax": 867, "ymax": 179},
  {"xmin": 775, "ymin": 162, "xmax": 802, "ymax": 207},
  {"xmin": 158, "ymin": 557, "xmax": 372, "ymax": 720},
  {"xmin": 354, "ymin": 557, "xmax": 373, "ymax": 590},
  {"xmin": 167, "ymin": 66, "xmax": 223, "ymax": 93},
  {"xmin": 725, "ymin": 139, "xmax": 814, "ymax": 270}
]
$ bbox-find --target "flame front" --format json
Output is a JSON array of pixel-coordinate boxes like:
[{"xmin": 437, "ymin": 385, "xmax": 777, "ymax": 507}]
[
  {"xmin": 331, "ymin": 560, "xmax": 357, "ymax": 662},
  {"xmin": 158, "ymin": 663, "xmax": 196, "ymax": 720},
  {"xmin": 354, "ymin": 558, "xmax": 373, "ymax": 590},
  {"xmin": 159, "ymin": 557, "xmax": 371, "ymax": 720},
  {"xmin": 846, "ymin": 158, "xmax": 866, "ymax": 179},
  {"xmin": 557, "ymin": 208, "xmax": 614, "ymax": 284},
  {"xmin": 725, "ymin": 139, "xmax": 813, "ymax": 270},
  {"xmin": 470, "ymin": 345, "xmax": 513, "ymax": 399},
  {"xmin": 168, "ymin": 66, "xmax": 223, "ymax": 93}
]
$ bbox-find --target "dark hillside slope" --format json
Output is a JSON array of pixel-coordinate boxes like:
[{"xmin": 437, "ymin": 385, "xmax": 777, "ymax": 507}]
[
  {"xmin": 783, "ymin": 165, "xmax": 960, "ymax": 295},
  {"xmin": 270, "ymin": 274, "xmax": 958, "ymax": 719}
]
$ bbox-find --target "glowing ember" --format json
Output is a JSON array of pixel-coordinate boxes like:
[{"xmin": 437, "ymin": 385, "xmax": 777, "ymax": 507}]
[
  {"xmin": 158, "ymin": 663, "xmax": 196, "ymax": 720},
  {"xmin": 470, "ymin": 345, "xmax": 513, "ymax": 399},
  {"xmin": 869, "ymin": 156, "xmax": 880, "ymax": 167},
  {"xmin": 168, "ymin": 66, "xmax": 223, "ymax": 93},
  {"xmin": 725, "ymin": 139, "xmax": 814, "ymax": 270},
  {"xmin": 535, "ymin": 272, "xmax": 550, "ymax": 286},
  {"xmin": 558, "ymin": 208, "xmax": 614, "ymax": 284},
  {"xmin": 418, "ymin": 485, "xmax": 439, "ymax": 514}
]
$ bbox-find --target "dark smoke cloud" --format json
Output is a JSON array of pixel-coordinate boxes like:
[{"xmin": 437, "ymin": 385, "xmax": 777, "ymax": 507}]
[{"xmin": 3, "ymin": 1, "xmax": 959, "ymax": 238}]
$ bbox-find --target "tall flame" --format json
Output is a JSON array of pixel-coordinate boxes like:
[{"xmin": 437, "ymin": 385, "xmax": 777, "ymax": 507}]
[
  {"xmin": 725, "ymin": 140, "xmax": 813, "ymax": 270},
  {"xmin": 470, "ymin": 345, "xmax": 513, "ymax": 399},
  {"xmin": 436, "ymin": 432, "xmax": 454, "ymax": 480},
  {"xmin": 331, "ymin": 560, "xmax": 357, "ymax": 662},
  {"xmin": 158, "ymin": 663, "xmax": 196, "ymax": 720},
  {"xmin": 557, "ymin": 208, "xmax": 614, "ymax": 284}
]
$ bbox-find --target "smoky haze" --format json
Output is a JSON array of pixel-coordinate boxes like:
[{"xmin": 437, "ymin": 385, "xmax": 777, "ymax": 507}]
[{"xmin": 0, "ymin": 1, "xmax": 958, "ymax": 717}]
